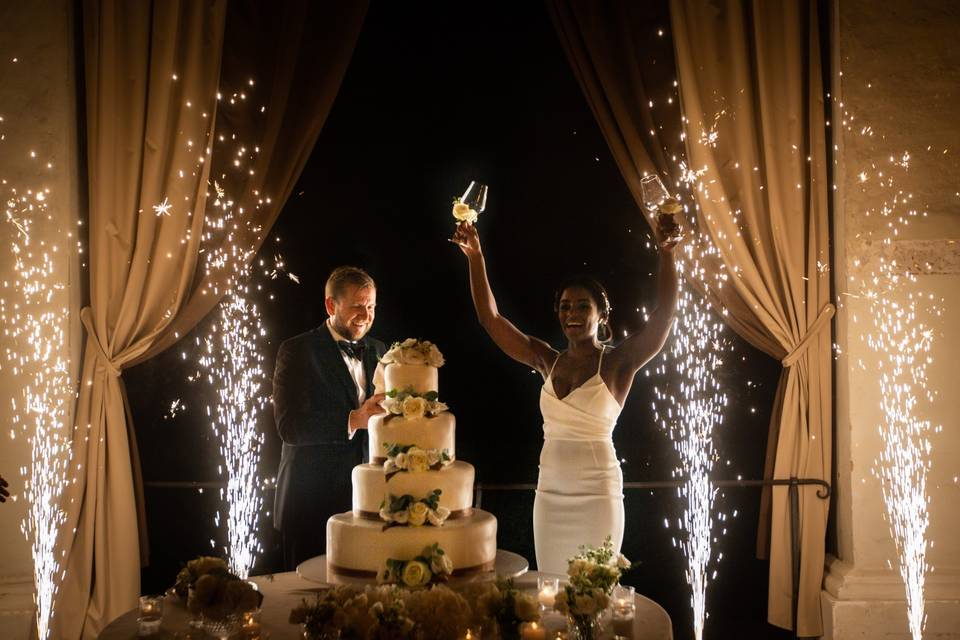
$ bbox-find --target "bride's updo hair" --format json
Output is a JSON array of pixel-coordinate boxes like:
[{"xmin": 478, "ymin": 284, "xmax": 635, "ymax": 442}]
[{"xmin": 554, "ymin": 275, "xmax": 614, "ymax": 344}]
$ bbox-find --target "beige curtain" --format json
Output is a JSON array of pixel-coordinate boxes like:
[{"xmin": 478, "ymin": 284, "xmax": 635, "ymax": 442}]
[
  {"xmin": 56, "ymin": 2, "xmax": 367, "ymax": 637},
  {"xmin": 548, "ymin": 0, "xmax": 833, "ymax": 635}
]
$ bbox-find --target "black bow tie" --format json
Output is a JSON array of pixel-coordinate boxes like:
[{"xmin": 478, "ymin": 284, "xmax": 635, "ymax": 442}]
[{"xmin": 337, "ymin": 339, "xmax": 365, "ymax": 360}]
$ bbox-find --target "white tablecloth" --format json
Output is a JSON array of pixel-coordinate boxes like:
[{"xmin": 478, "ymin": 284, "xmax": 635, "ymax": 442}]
[{"xmin": 98, "ymin": 571, "xmax": 672, "ymax": 639}]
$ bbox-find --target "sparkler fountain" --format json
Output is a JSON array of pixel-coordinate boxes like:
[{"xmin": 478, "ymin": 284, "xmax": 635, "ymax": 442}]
[{"xmin": 2, "ymin": 172, "xmax": 75, "ymax": 637}]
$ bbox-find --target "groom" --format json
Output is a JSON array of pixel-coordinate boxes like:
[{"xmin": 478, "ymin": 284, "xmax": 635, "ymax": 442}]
[{"xmin": 272, "ymin": 266, "xmax": 387, "ymax": 570}]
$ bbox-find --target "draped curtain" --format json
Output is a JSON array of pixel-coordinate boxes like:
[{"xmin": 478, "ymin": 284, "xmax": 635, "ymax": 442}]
[
  {"xmin": 548, "ymin": 0, "xmax": 832, "ymax": 635},
  {"xmin": 56, "ymin": 2, "xmax": 367, "ymax": 637}
]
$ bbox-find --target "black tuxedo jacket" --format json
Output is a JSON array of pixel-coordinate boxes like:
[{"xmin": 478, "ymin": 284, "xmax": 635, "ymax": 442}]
[{"xmin": 272, "ymin": 325, "xmax": 386, "ymax": 532}]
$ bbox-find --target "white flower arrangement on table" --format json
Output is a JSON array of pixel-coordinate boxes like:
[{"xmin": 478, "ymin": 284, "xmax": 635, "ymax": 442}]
[
  {"xmin": 553, "ymin": 536, "xmax": 631, "ymax": 618},
  {"xmin": 379, "ymin": 543, "xmax": 454, "ymax": 587},
  {"xmin": 381, "ymin": 387, "xmax": 448, "ymax": 420},
  {"xmin": 382, "ymin": 442, "xmax": 452, "ymax": 480},
  {"xmin": 379, "ymin": 489, "xmax": 451, "ymax": 529},
  {"xmin": 451, "ymin": 198, "xmax": 479, "ymax": 225},
  {"xmin": 381, "ymin": 338, "xmax": 445, "ymax": 368}
]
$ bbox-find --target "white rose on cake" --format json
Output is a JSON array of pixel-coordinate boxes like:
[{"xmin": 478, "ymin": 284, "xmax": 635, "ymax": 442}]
[
  {"xmin": 402, "ymin": 396, "xmax": 428, "ymax": 419},
  {"xmin": 403, "ymin": 348, "xmax": 427, "ymax": 366},
  {"xmin": 407, "ymin": 501, "xmax": 429, "ymax": 526},
  {"xmin": 430, "ymin": 553, "xmax": 454, "ymax": 576},
  {"xmin": 405, "ymin": 447, "xmax": 431, "ymax": 473},
  {"xmin": 427, "ymin": 343, "xmax": 445, "ymax": 367},
  {"xmin": 391, "ymin": 509, "xmax": 409, "ymax": 525},
  {"xmin": 427, "ymin": 506, "xmax": 451, "ymax": 526},
  {"xmin": 401, "ymin": 560, "xmax": 432, "ymax": 587},
  {"xmin": 426, "ymin": 449, "xmax": 441, "ymax": 466},
  {"xmin": 393, "ymin": 452, "xmax": 408, "ymax": 470}
]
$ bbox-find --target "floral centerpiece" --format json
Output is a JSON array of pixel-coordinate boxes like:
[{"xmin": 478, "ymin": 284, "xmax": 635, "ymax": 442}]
[
  {"xmin": 289, "ymin": 584, "xmax": 470, "ymax": 640},
  {"xmin": 187, "ymin": 569, "xmax": 263, "ymax": 625},
  {"xmin": 381, "ymin": 388, "xmax": 448, "ymax": 420},
  {"xmin": 463, "ymin": 578, "xmax": 540, "ymax": 640},
  {"xmin": 553, "ymin": 537, "xmax": 631, "ymax": 640},
  {"xmin": 173, "ymin": 556, "xmax": 228, "ymax": 600},
  {"xmin": 381, "ymin": 338, "xmax": 444, "ymax": 368},
  {"xmin": 378, "ymin": 543, "xmax": 454, "ymax": 587},
  {"xmin": 380, "ymin": 490, "xmax": 451, "ymax": 529},
  {"xmin": 382, "ymin": 442, "xmax": 452, "ymax": 479}
]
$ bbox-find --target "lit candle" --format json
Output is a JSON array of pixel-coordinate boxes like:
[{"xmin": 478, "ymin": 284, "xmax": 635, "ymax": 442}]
[
  {"xmin": 137, "ymin": 595, "xmax": 163, "ymax": 636},
  {"xmin": 520, "ymin": 621, "xmax": 546, "ymax": 640},
  {"xmin": 612, "ymin": 605, "xmax": 635, "ymax": 638},
  {"xmin": 537, "ymin": 576, "xmax": 560, "ymax": 610}
]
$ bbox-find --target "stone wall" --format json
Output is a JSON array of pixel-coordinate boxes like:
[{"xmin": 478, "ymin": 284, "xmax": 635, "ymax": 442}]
[
  {"xmin": 824, "ymin": 0, "xmax": 960, "ymax": 638},
  {"xmin": 0, "ymin": 1, "xmax": 83, "ymax": 638}
]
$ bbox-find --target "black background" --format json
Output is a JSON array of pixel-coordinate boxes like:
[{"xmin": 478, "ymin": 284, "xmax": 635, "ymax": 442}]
[{"xmin": 126, "ymin": 2, "xmax": 788, "ymax": 638}]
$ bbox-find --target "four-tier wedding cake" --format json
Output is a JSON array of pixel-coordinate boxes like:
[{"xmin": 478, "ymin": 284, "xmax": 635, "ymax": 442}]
[{"xmin": 326, "ymin": 339, "xmax": 497, "ymax": 582}]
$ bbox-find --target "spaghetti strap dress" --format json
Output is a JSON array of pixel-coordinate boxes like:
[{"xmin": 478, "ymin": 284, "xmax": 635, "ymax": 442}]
[{"xmin": 533, "ymin": 346, "xmax": 625, "ymax": 574}]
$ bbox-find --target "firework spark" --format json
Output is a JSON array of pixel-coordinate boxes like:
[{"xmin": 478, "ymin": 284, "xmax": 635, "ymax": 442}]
[
  {"xmin": 2, "ymin": 179, "xmax": 74, "ymax": 638},
  {"xmin": 651, "ymin": 193, "xmax": 729, "ymax": 640},
  {"xmin": 847, "ymin": 113, "xmax": 939, "ymax": 639}
]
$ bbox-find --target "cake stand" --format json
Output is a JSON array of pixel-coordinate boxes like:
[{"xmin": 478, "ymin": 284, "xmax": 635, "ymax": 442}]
[{"xmin": 297, "ymin": 550, "xmax": 528, "ymax": 585}]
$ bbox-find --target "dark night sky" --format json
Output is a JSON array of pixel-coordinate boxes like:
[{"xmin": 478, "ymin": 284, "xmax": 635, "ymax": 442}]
[{"xmin": 126, "ymin": 2, "xmax": 787, "ymax": 637}]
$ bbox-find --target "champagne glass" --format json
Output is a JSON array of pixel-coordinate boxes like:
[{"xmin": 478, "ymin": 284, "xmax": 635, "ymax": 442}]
[
  {"xmin": 461, "ymin": 181, "xmax": 488, "ymax": 214},
  {"xmin": 640, "ymin": 174, "xmax": 683, "ymax": 245},
  {"xmin": 640, "ymin": 174, "xmax": 670, "ymax": 213}
]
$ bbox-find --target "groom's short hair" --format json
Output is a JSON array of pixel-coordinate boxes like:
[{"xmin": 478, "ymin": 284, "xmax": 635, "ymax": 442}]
[{"xmin": 325, "ymin": 266, "xmax": 375, "ymax": 300}]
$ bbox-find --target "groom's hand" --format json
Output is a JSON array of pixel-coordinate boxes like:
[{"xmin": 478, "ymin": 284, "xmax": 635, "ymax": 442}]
[
  {"xmin": 450, "ymin": 222, "xmax": 482, "ymax": 258},
  {"xmin": 348, "ymin": 393, "xmax": 387, "ymax": 434}
]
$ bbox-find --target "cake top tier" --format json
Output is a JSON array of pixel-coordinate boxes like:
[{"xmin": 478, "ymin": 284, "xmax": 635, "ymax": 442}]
[
  {"xmin": 381, "ymin": 339, "xmax": 444, "ymax": 368},
  {"xmin": 381, "ymin": 339, "xmax": 444, "ymax": 395}
]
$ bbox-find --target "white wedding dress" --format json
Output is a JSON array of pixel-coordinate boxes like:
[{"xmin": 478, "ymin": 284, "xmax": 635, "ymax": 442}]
[{"xmin": 533, "ymin": 347, "xmax": 625, "ymax": 575}]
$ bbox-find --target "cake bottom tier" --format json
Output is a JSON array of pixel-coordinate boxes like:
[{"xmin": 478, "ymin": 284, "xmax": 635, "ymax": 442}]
[{"xmin": 326, "ymin": 510, "xmax": 497, "ymax": 577}]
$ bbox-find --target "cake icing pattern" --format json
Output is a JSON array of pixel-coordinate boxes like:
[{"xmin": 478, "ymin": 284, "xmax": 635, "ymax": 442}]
[{"xmin": 326, "ymin": 339, "xmax": 497, "ymax": 581}]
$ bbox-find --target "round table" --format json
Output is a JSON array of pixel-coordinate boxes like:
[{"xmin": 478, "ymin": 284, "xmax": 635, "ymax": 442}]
[{"xmin": 98, "ymin": 569, "xmax": 672, "ymax": 639}]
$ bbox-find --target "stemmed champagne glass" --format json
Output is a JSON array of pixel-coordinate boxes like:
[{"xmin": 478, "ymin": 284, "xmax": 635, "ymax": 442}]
[
  {"xmin": 640, "ymin": 174, "xmax": 683, "ymax": 245},
  {"xmin": 461, "ymin": 181, "xmax": 488, "ymax": 214}
]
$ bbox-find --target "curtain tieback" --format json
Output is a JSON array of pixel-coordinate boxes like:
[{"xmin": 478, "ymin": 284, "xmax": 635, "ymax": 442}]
[
  {"xmin": 781, "ymin": 303, "xmax": 836, "ymax": 367},
  {"xmin": 80, "ymin": 307, "xmax": 121, "ymax": 377}
]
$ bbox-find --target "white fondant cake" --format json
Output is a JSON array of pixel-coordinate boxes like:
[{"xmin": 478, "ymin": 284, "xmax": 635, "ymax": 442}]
[
  {"xmin": 384, "ymin": 363, "xmax": 438, "ymax": 395},
  {"xmin": 327, "ymin": 511, "xmax": 497, "ymax": 577},
  {"xmin": 368, "ymin": 412, "xmax": 456, "ymax": 463},
  {"xmin": 352, "ymin": 461, "xmax": 476, "ymax": 515},
  {"xmin": 326, "ymin": 341, "xmax": 497, "ymax": 581}
]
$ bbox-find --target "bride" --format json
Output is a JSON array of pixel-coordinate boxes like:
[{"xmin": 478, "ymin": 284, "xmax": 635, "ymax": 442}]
[{"xmin": 452, "ymin": 218, "xmax": 681, "ymax": 574}]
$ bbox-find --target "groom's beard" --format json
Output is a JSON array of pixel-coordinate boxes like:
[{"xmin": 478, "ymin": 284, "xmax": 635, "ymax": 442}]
[{"xmin": 331, "ymin": 316, "xmax": 370, "ymax": 341}]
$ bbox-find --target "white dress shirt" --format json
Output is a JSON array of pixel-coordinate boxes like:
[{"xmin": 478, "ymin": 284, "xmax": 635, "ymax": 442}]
[
  {"xmin": 327, "ymin": 320, "xmax": 367, "ymax": 439},
  {"xmin": 327, "ymin": 319, "xmax": 367, "ymax": 406}
]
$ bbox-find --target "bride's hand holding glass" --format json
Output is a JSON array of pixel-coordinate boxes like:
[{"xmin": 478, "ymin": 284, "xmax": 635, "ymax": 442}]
[{"xmin": 450, "ymin": 221, "xmax": 482, "ymax": 258}]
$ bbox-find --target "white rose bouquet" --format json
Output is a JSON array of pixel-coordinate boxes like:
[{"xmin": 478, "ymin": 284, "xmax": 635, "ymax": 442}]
[
  {"xmin": 553, "ymin": 536, "xmax": 631, "ymax": 637},
  {"xmin": 379, "ymin": 489, "xmax": 451, "ymax": 529},
  {"xmin": 381, "ymin": 338, "xmax": 445, "ymax": 368},
  {"xmin": 379, "ymin": 543, "xmax": 454, "ymax": 587},
  {"xmin": 382, "ymin": 442, "xmax": 452, "ymax": 480},
  {"xmin": 381, "ymin": 387, "xmax": 448, "ymax": 420}
]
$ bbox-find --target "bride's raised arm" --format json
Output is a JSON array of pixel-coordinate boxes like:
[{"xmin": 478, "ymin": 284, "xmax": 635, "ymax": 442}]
[
  {"xmin": 451, "ymin": 222, "xmax": 556, "ymax": 374},
  {"xmin": 614, "ymin": 225, "xmax": 682, "ymax": 375}
]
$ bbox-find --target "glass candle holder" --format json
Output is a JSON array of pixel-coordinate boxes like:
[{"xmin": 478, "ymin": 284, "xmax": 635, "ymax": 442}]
[
  {"xmin": 537, "ymin": 576, "xmax": 560, "ymax": 611},
  {"xmin": 611, "ymin": 584, "xmax": 635, "ymax": 611},
  {"xmin": 611, "ymin": 603, "xmax": 636, "ymax": 639},
  {"xmin": 137, "ymin": 595, "xmax": 163, "ymax": 636}
]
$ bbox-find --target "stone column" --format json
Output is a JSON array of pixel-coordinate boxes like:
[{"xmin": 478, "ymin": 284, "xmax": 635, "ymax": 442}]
[
  {"xmin": 0, "ymin": 2, "xmax": 83, "ymax": 638},
  {"xmin": 823, "ymin": 1, "xmax": 960, "ymax": 638}
]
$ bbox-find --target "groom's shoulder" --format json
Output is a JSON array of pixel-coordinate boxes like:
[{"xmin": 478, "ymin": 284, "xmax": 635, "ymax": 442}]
[{"xmin": 279, "ymin": 325, "xmax": 329, "ymax": 351}]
